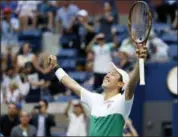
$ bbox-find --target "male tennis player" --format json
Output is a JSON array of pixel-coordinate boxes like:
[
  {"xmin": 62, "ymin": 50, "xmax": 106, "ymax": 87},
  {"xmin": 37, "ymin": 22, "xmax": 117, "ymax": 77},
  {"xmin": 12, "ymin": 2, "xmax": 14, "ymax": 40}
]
[{"xmin": 48, "ymin": 44, "xmax": 147, "ymax": 136}]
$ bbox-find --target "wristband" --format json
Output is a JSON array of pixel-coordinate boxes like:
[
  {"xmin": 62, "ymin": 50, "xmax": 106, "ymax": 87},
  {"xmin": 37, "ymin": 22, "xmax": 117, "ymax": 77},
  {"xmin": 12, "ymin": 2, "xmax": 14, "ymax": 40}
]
[{"xmin": 55, "ymin": 68, "xmax": 67, "ymax": 81}]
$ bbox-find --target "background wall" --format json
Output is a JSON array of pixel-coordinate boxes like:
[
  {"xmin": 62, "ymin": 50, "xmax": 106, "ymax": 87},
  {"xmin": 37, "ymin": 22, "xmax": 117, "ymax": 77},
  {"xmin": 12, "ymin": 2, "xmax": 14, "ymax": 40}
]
[{"xmin": 130, "ymin": 61, "xmax": 177, "ymax": 136}]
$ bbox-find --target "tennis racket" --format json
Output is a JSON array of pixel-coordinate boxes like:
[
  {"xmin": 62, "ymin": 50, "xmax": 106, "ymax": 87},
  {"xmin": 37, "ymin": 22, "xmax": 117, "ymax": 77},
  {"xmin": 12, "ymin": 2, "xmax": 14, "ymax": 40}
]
[{"xmin": 128, "ymin": 1, "xmax": 152, "ymax": 85}]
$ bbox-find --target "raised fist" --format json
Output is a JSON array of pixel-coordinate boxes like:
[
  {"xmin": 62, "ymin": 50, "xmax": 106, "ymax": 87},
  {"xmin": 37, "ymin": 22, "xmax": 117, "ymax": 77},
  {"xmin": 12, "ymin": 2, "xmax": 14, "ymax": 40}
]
[
  {"xmin": 48, "ymin": 55, "xmax": 59, "ymax": 69},
  {"xmin": 136, "ymin": 44, "xmax": 148, "ymax": 60}
]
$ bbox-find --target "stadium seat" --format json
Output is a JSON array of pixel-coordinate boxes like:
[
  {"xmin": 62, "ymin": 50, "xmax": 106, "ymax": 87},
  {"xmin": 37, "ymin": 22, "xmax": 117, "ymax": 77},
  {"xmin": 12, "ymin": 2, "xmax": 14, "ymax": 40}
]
[
  {"xmin": 55, "ymin": 95, "xmax": 75, "ymax": 102},
  {"xmin": 116, "ymin": 33, "xmax": 129, "ymax": 45},
  {"xmin": 18, "ymin": 29, "xmax": 42, "ymax": 53},
  {"xmin": 152, "ymin": 23, "xmax": 171, "ymax": 30},
  {"xmin": 161, "ymin": 35, "xmax": 177, "ymax": 44},
  {"xmin": 152, "ymin": 23, "xmax": 171, "ymax": 37},
  {"xmin": 59, "ymin": 59, "xmax": 77, "ymax": 71},
  {"xmin": 51, "ymin": 132, "xmax": 66, "ymax": 137},
  {"xmin": 41, "ymin": 95, "xmax": 53, "ymax": 102},
  {"xmin": 115, "ymin": 25, "xmax": 128, "ymax": 35},
  {"xmin": 77, "ymin": 57, "xmax": 86, "ymax": 65},
  {"xmin": 68, "ymin": 72, "xmax": 91, "ymax": 83},
  {"xmin": 57, "ymin": 49, "xmax": 77, "ymax": 59},
  {"xmin": 168, "ymin": 45, "xmax": 178, "ymax": 58}
]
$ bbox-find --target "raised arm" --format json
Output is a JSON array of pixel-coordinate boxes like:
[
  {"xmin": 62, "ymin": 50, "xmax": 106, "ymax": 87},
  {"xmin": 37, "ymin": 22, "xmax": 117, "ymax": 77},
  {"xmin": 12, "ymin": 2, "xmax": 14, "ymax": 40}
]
[
  {"xmin": 125, "ymin": 44, "xmax": 147, "ymax": 100},
  {"xmin": 64, "ymin": 101, "xmax": 72, "ymax": 116},
  {"xmin": 86, "ymin": 35, "xmax": 97, "ymax": 52},
  {"xmin": 48, "ymin": 55, "xmax": 83, "ymax": 97}
]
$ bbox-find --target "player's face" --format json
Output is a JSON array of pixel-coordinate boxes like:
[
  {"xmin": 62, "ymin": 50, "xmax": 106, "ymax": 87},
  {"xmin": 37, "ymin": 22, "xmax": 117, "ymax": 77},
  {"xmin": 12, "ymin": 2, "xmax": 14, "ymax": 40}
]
[{"xmin": 102, "ymin": 69, "xmax": 121, "ymax": 90}]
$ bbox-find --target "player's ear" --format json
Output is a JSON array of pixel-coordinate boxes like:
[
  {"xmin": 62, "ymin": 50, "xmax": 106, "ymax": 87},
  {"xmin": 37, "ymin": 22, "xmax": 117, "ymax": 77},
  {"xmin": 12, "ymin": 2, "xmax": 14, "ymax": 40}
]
[{"xmin": 118, "ymin": 81, "xmax": 124, "ymax": 88}]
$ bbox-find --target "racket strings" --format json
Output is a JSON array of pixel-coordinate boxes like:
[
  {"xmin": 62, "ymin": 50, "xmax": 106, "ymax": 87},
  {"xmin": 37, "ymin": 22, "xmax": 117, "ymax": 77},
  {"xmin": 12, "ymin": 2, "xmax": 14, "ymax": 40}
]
[{"xmin": 131, "ymin": 3, "xmax": 149, "ymax": 42}]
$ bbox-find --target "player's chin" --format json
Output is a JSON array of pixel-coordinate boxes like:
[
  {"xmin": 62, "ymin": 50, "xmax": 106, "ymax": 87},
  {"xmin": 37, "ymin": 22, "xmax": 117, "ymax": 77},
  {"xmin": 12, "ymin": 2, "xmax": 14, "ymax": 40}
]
[{"xmin": 101, "ymin": 81, "xmax": 108, "ymax": 88}]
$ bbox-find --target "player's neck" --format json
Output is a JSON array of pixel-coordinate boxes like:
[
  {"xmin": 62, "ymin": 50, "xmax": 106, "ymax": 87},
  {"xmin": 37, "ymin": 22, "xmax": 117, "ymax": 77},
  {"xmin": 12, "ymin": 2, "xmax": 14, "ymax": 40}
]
[{"xmin": 104, "ymin": 89, "xmax": 118, "ymax": 100}]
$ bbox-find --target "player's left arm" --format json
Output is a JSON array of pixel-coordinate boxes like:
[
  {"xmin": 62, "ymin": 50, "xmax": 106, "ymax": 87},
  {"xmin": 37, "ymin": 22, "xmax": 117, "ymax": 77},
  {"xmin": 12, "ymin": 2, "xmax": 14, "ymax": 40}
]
[{"xmin": 125, "ymin": 44, "xmax": 147, "ymax": 100}]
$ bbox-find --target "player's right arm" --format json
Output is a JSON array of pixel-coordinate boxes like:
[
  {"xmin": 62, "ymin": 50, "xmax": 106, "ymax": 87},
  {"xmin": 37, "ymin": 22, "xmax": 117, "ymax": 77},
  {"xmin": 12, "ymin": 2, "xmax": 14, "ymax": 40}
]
[
  {"xmin": 47, "ymin": 55, "xmax": 83, "ymax": 97},
  {"xmin": 60, "ymin": 74, "xmax": 82, "ymax": 97},
  {"xmin": 48, "ymin": 55, "xmax": 96, "ymax": 109}
]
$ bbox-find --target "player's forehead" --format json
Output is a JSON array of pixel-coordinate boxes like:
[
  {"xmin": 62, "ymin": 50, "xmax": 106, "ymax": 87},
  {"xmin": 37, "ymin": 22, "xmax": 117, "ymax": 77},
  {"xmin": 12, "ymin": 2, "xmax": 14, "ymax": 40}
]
[{"xmin": 108, "ymin": 69, "xmax": 120, "ymax": 76}]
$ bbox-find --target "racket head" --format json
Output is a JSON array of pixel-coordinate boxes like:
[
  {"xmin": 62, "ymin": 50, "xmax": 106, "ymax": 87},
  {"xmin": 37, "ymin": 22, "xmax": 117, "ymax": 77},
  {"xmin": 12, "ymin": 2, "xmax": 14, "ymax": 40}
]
[{"xmin": 128, "ymin": 1, "xmax": 152, "ymax": 46}]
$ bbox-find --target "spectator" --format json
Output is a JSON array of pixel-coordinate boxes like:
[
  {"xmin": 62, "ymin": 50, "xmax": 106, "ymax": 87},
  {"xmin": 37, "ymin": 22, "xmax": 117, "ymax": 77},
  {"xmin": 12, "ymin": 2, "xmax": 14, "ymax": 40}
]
[
  {"xmin": 16, "ymin": 43, "xmax": 51, "ymax": 74},
  {"xmin": 4, "ymin": 47, "xmax": 17, "ymax": 68},
  {"xmin": 1, "ymin": 54, "xmax": 7, "ymax": 73},
  {"xmin": 55, "ymin": 1, "xmax": 80, "ymax": 48},
  {"xmin": 147, "ymin": 30, "xmax": 169, "ymax": 62},
  {"xmin": 98, "ymin": 2, "xmax": 118, "ymax": 42},
  {"xmin": 65, "ymin": 100, "xmax": 87, "ymax": 136},
  {"xmin": 4, "ymin": 82, "xmax": 21, "ymax": 103},
  {"xmin": 1, "ymin": 7, "xmax": 20, "ymax": 54},
  {"xmin": 23, "ymin": 62, "xmax": 49, "ymax": 102},
  {"xmin": 56, "ymin": 1, "xmax": 79, "ymax": 33},
  {"xmin": 172, "ymin": 10, "xmax": 178, "ymax": 30},
  {"xmin": 31, "ymin": 99, "xmax": 56, "ymax": 136},
  {"xmin": 86, "ymin": 33, "xmax": 117, "ymax": 90},
  {"xmin": 17, "ymin": 43, "xmax": 36, "ymax": 71},
  {"xmin": 119, "ymin": 38, "xmax": 136, "ymax": 60},
  {"xmin": 31, "ymin": 105, "xmax": 40, "ymax": 118},
  {"xmin": 1, "ymin": 66, "xmax": 23, "ymax": 96},
  {"xmin": 156, "ymin": 0, "xmax": 177, "ymax": 23},
  {"xmin": 123, "ymin": 118, "xmax": 138, "ymax": 136},
  {"xmin": 101, "ymin": 0, "xmax": 118, "ymax": 18},
  {"xmin": 77, "ymin": 9, "xmax": 96, "ymax": 50},
  {"xmin": 0, "ymin": 0, "xmax": 17, "ymax": 11},
  {"xmin": 15, "ymin": 1, "xmax": 40, "ymax": 30},
  {"xmin": 11, "ymin": 111, "xmax": 36, "ymax": 137},
  {"xmin": 36, "ymin": 0, "xmax": 56, "ymax": 31},
  {"xmin": 116, "ymin": 49, "xmax": 134, "ymax": 73},
  {"xmin": 86, "ymin": 51, "xmax": 94, "ymax": 72},
  {"xmin": 0, "ymin": 103, "xmax": 19, "ymax": 136}
]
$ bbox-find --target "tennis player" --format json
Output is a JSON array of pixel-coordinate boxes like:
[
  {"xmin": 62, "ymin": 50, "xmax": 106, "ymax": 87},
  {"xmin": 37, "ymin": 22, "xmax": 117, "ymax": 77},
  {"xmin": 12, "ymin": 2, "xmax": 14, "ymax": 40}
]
[{"xmin": 48, "ymin": 44, "xmax": 147, "ymax": 136}]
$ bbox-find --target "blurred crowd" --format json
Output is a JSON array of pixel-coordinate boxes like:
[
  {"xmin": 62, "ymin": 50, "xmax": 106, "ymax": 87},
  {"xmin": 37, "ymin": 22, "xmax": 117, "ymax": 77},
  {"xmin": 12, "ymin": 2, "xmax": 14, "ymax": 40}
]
[
  {"xmin": 0, "ymin": 100, "xmax": 56, "ymax": 136},
  {"xmin": 1, "ymin": 0, "xmax": 177, "ymax": 104},
  {"xmin": 0, "ymin": 0, "xmax": 177, "ymax": 136},
  {"xmin": 0, "ymin": 100, "xmax": 138, "ymax": 137}
]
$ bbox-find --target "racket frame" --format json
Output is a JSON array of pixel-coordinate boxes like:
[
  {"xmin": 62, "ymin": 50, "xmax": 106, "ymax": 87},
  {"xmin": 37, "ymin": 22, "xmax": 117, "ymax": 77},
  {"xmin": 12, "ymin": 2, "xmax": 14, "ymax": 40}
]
[{"xmin": 128, "ymin": 1, "xmax": 152, "ymax": 85}]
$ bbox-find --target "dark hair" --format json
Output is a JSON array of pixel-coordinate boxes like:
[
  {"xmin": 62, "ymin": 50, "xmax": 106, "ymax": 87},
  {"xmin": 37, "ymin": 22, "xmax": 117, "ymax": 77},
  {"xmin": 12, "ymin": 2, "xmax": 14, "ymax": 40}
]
[
  {"xmin": 24, "ymin": 62, "xmax": 35, "ymax": 73},
  {"xmin": 18, "ymin": 43, "xmax": 31, "ymax": 55},
  {"xmin": 6, "ymin": 66, "xmax": 14, "ymax": 72},
  {"xmin": 118, "ymin": 73, "xmax": 124, "ymax": 94},
  {"xmin": 34, "ymin": 105, "xmax": 41, "ymax": 110},
  {"xmin": 24, "ymin": 62, "xmax": 33, "ymax": 69},
  {"xmin": 40, "ymin": 99, "xmax": 48, "ymax": 108}
]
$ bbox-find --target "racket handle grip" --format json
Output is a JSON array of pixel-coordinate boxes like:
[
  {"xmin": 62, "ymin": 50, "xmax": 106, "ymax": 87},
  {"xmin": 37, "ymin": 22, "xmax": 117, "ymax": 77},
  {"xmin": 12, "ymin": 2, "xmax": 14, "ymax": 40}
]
[{"xmin": 139, "ymin": 58, "xmax": 145, "ymax": 85}]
